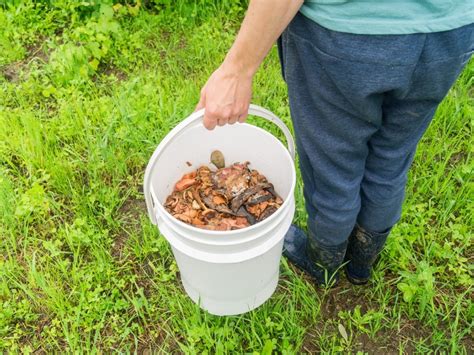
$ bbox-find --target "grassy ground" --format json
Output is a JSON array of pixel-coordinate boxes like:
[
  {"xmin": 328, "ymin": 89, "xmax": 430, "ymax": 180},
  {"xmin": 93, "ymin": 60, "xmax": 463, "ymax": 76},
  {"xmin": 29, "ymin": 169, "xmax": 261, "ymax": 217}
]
[{"xmin": 0, "ymin": 1, "xmax": 472, "ymax": 353}]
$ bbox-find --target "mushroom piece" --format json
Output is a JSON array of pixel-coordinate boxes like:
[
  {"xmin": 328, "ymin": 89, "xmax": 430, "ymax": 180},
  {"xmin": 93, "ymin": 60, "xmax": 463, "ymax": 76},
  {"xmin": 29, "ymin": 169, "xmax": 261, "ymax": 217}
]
[{"xmin": 210, "ymin": 150, "xmax": 225, "ymax": 169}]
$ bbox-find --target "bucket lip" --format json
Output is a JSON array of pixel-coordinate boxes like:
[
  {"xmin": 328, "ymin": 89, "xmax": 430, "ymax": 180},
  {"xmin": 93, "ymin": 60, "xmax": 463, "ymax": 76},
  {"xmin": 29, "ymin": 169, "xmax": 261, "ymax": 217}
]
[
  {"xmin": 154, "ymin": 124, "xmax": 297, "ymax": 237},
  {"xmin": 160, "ymin": 201, "xmax": 293, "ymax": 264}
]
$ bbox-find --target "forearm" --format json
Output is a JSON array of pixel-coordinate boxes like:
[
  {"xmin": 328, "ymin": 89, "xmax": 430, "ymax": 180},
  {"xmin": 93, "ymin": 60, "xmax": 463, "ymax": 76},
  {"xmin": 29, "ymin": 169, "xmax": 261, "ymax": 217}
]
[
  {"xmin": 223, "ymin": 0, "xmax": 303, "ymax": 76},
  {"xmin": 197, "ymin": 0, "xmax": 302, "ymax": 129}
]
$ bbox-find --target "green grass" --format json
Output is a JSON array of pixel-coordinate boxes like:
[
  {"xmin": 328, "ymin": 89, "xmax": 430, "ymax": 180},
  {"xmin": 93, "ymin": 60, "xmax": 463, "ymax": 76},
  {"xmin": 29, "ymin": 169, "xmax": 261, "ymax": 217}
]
[{"xmin": 0, "ymin": 1, "xmax": 472, "ymax": 353}]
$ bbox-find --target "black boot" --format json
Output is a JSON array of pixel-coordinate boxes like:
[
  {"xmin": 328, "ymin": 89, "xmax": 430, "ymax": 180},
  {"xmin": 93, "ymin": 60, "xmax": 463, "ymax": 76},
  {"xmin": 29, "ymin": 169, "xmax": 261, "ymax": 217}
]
[
  {"xmin": 307, "ymin": 234, "xmax": 349, "ymax": 286},
  {"xmin": 283, "ymin": 225, "xmax": 348, "ymax": 286},
  {"xmin": 345, "ymin": 224, "xmax": 390, "ymax": 285}
]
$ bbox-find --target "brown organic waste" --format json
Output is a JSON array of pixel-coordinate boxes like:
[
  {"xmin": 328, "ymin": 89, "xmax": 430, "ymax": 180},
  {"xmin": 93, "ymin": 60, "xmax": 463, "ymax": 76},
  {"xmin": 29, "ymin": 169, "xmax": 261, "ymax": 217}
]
[{"xmin": 164, "ymin": 152, "xmax": 284, "ymax": 231}]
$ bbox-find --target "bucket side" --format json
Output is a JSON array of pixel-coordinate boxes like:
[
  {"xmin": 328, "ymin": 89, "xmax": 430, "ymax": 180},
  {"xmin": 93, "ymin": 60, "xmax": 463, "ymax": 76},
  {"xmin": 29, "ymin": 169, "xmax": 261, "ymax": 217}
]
[
  {"xmin": 173, "ymin": 238, "xmax": 284, "ymax": 316},
  {"xmin": 157, "ymin": 198, "xmax": 294, "ymax": 264}
]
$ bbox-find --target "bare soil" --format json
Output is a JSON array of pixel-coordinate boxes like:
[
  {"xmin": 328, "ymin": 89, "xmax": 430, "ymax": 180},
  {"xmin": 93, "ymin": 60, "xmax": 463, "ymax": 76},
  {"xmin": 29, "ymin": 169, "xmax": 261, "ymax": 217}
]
[{"xmin": 1, "ymin": 39, "xmax": 49, "ymax": 82}]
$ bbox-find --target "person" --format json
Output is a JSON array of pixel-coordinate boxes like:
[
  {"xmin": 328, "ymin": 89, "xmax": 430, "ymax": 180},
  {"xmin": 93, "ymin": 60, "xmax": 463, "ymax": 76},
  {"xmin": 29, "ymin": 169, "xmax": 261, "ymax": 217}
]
[{"xmin": 195, "ymin": 1, "xmax": 473, "ymax": 286}]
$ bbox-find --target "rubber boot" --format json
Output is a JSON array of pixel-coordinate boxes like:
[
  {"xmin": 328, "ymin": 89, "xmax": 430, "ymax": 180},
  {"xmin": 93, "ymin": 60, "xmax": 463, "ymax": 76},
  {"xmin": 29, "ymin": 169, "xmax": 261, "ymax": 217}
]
[
  {"xmin": 283, "ymin": 225, "xmax": 348, "ymax": 286},
  {"xmin": 345, "ymin": 224, "xmax": 390, "ymax": 285}
]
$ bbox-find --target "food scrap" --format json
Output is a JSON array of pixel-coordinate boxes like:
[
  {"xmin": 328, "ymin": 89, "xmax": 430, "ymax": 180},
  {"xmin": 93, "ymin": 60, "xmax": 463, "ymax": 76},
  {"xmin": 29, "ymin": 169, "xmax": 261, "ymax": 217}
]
[{"xmin": 164, "ymin": 154, "xmax": 283, "ymax": 231}]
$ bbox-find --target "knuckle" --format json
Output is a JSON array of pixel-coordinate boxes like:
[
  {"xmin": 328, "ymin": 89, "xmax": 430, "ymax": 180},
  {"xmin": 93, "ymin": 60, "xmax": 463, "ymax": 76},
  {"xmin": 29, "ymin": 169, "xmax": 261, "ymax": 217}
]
[
  {"xmin": 231, "ymin": 106, "xmax": 241, "ymax": 116},
  {"xmin": 221, "ymin": 108, "xmax": 232, "ymax": 119},
  {"xmin": 206, "ymin": 106, "xmax": 219, "ymax": 117}
]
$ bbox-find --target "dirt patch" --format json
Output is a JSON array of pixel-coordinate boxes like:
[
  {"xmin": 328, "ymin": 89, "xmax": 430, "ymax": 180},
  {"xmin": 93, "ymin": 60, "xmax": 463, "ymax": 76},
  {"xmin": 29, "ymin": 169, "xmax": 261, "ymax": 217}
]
[
  {"xmin": 318, "ymin": 279, "xmax": 372, "ymax": 318},
  {"xmin": 26, "ymin": 41, "xmax": 49, "ymax": 63},
  {"xmin": 463, "ymin": 336, "xmax": 474, "ymax": 353},
  {"xmin": 2, "ymin": 64, "xmax": 21, "ymax": 82},
  {"xmin": 302, "ymin": 310, "xmax": 431, "ymax": 353},
  {"xmin": 136, "ymin": 321, "xmax": 182, "ymax": 354},
  {"xmin": 1, "ymin": 39, "xmax": 50, "ymax": 83},
  {"xmin": 289, "ymin": 268, "xmax": 434, "ymax": 353},
  {"xmin": 303, "ymin": 273, "xmax": 471, "ymax": 353},
  {"xmin": 178, "ymin": 37, "xmax": 187, "ymax": 50},
  {"xmin": 96, "ymin": 63, "xmax": 128, "ymax": 81},
  {"xmin": 111, "ymin": 230, "xmax": 128, "ymax": 259},
  {"xmin": 301, "ymin": 330, "xmax": 320, "ymax": 354},
  {"xmin": 448, "ymin": 151, "xmax": 466, "ymax": 167},
  {"xmin": 350, "ymin": 332, "xmax": 401, "ymax": 354},
  {"xmin": 104, "ymin": 66, "xmax": 128, "ymax": 81},
  {"xmin": 349, "ymin": 319, "xmax": 430, "ymax": 354},
  {"xmin": 112, "ymin": 197, "xmax": 146, "ymax": 259},
  {"xmin": 118, "ymin": 197, "xmax": 146, "ymax": 224}
]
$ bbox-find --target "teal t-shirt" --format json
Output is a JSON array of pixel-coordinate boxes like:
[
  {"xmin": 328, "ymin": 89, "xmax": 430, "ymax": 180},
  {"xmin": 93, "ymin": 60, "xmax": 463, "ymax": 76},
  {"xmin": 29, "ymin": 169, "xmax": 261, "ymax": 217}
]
[{"xmin": 300, "ymin": 0, "xmax": 474, "ymax": 35}]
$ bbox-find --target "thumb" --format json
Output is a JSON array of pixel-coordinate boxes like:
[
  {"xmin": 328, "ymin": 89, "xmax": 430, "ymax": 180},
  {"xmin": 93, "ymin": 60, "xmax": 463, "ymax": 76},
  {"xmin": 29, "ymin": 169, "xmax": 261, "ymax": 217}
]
[{"xmin": 195, "ymin": 90, "xmax": 206, "ymax": 112}]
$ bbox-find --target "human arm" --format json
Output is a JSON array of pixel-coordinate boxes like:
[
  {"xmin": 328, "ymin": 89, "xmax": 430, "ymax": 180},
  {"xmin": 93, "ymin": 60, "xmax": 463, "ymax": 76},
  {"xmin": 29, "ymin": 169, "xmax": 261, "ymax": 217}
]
[{"xmin": 195, "ymin": 0, "xmax": 303, "ymax": 130}]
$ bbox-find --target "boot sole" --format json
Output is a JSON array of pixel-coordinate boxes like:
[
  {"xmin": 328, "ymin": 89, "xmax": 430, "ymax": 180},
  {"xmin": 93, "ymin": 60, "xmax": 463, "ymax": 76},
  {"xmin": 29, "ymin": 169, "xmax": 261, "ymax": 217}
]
[{"xmin": 344, "ymin": 267, "xmax": 369, "ymax": 285}]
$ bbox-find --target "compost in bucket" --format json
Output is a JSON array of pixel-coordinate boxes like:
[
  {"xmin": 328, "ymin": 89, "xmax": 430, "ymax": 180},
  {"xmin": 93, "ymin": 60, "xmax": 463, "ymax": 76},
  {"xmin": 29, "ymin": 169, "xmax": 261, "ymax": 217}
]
[{"xmin": 164, "ymin": 150, "xmax": 284, "ymax": 231}]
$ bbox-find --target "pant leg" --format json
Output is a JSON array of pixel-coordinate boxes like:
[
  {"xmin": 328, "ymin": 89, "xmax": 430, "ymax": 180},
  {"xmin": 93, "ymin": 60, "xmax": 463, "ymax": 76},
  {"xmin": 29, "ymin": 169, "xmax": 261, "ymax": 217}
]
[
  {"xmin": 280, "ymin": 13, "xmax": 427, "ymax": 246},
  {"xmin": 358, "ymin": 23, "xmax": 474, "ymax": 232}
]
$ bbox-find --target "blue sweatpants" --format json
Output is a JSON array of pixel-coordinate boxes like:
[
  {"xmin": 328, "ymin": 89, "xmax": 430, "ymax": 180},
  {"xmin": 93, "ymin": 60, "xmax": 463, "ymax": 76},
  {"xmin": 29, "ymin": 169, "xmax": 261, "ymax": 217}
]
[{"xmin": 278, "ymin": 13, "xmax": 473, "ymax": 246}]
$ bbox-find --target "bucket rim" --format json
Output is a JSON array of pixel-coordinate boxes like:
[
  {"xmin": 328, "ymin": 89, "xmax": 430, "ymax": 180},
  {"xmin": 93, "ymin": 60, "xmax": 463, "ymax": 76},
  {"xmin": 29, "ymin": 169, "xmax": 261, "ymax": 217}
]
[{"xmin": 153, "ymin": 123, "xmax": 297, "ymax": 237}]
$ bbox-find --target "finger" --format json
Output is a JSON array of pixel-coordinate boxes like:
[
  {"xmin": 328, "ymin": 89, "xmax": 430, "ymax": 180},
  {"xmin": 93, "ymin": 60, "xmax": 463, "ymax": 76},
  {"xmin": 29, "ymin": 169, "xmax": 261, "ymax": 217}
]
[
  {"xmin": 228, "ymin": 115, "xmax": 239, "ymax": 125},
  {"xmin": 203, "ymin": 115, "xmax": 218, "ymax": 130},
  {"xmin": 238, "ymin": 112, "xmax": 248, "ymax": 123},
  {"xmin": 195, "ymin": 92, "xmax": 206, "ymax": 112},
  {"xmin": 203, "ymin": 107, "xmax": 219, "ymax": 130},
  {"xmin": 217, "ymin": 118, "xmax": 227, "ymax": 126},
  {"xmin": 229, "ymin": 106, "xmax": 244, "ymax": 125},
  {"xmin": 203, "ymin": 104, "xmax": 224, "ymax": 130}
]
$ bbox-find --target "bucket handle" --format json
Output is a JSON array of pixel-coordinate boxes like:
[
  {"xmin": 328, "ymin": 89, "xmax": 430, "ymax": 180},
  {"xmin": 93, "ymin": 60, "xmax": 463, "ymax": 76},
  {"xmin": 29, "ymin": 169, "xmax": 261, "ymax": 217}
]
[{"xmin": 144, "ymin": 104, "xmax": 295, "ymax": 225}]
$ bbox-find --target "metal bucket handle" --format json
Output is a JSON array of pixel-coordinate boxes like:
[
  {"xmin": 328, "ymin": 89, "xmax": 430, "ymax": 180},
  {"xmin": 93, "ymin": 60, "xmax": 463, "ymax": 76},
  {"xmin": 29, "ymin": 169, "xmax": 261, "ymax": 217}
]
[{"xmin": 144, "ymin": 104, "xmax": 295, "ymax": 225}]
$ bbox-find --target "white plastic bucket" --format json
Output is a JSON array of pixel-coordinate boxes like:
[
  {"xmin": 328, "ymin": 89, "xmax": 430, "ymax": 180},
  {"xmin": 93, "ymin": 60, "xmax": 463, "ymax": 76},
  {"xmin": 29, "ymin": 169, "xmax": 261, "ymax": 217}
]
[{"xmin": 144, "ymin": 104, "xmax": 296, "ymax": 316}]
